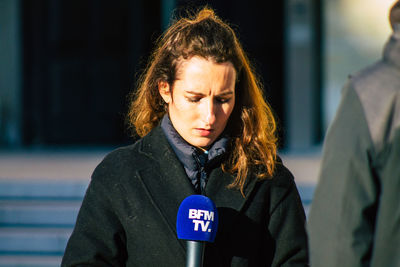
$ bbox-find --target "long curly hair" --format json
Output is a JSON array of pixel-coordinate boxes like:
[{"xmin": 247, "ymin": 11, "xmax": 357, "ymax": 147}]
[{"xmin": 127, "ymin": 7, "xmax": 277, "ymax": 195}]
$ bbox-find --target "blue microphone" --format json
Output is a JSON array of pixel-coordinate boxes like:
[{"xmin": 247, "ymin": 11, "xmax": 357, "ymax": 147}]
[{"xmin": 177, "ymin": 195, "xmax": 219, "ymax": 267}]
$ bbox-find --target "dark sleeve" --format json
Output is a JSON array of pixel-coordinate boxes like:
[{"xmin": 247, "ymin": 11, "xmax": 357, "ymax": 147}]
[
  {"xmin": 307, "ymin": 83, "xmax": 379, "ymax": 267},
  {"xmin": 61, "ymin": 158, "xmax": 127, "ymax": 266},
  {"xmin": 268, "ymin": 165, "xmax": 309, "ymax": 267}
]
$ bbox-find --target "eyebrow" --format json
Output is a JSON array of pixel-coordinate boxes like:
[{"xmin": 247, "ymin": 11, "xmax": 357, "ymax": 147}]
[{"xmin": 185, "ymin": 90, "xmax": 234, "ymax": 96}]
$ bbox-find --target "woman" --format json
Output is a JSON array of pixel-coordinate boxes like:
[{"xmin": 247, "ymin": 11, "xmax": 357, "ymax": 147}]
[{"xmin": 62, "ymin": 8, "xmax": 308, "ymax": 266}]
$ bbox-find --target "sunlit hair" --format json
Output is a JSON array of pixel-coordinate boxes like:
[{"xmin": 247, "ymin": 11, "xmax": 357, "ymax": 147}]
[{"xmin": 127, "ymin": 7, "xmax": 277, "ymax": 195}]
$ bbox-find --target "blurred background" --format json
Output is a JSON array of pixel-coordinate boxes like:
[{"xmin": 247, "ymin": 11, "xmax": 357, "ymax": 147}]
[{"xmin": 0, "ymin": 0, "xmax": 394, "ymax": 266}]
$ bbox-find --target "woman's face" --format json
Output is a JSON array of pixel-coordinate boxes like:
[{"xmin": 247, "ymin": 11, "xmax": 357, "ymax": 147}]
[{"xmin": 159, "ymin": 56, "xmax": 236, "ymax": 148}]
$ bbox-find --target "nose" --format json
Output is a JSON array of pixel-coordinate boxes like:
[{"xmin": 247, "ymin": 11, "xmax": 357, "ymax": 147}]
[{"xmin": 203, "ymin": 99, "xmax": 216, "ymax": 125}]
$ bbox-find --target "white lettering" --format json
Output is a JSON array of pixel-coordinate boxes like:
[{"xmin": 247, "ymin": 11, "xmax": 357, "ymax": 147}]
[
  {"xmin": 192, "ymin": 220, "xmax": 202, "ymax": 231},
  {"xmin": 200, "ymin": 221, "xmax": 210, "ymax": 232},
  {"xmin": 189, "ymin": 209, "xmax": 198, "ymax": 219},
  {"xmin": 189, "ymin": 209, "xmax": 215, "ymax": 232},
  {"xmin": 197, "ymin": 210, "xmax": 205, "ymax": 219},
  {"xmin": 204, "ymin": 211, "xmax": 214, "ymax": 221},
  {"xmin": 188, "ymin": 209, "xmax": 214, "ymax": 221}
]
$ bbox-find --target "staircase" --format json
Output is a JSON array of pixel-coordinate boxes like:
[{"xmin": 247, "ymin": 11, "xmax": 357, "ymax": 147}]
[
  {"xmin": 0, "ymin": 179, "xmax": 88, "ymax": 267},
  {"xmin": 0, "ymin": 147, "xmax": 316, "ymax": 267},
  {"xmin": 0, "ymin": 179, "xmax": 314, "ymax": 267}
]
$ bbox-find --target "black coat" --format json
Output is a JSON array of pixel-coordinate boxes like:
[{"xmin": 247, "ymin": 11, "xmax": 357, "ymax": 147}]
[{"xmin": 62, "ymin": 126, "xmax": 308, "ymax": 266}]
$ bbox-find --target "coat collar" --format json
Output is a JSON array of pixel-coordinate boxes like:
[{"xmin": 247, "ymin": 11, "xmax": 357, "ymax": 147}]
[
  {"xmin": 383, "ymin": 30, "xmax": 400, "ymax": 69},
  {"xmin": 136, "ymin": 125, "xmax": 259, "ymax": 245},
  {"xmin": 160, "ymin": 114, "xmax": 230, "ymax": 192},
  {"xmin": 160, "ymin": 114, "xmax": 230, "ymax": 170}
]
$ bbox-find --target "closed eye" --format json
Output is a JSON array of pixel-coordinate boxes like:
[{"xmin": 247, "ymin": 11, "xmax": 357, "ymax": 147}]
[
  {"xmin": 216, "ymin": 97, "xmax": 232, "ymax": 103},
  {"xmin": 186, "ymin": 97, "xmax": 201, "ymax": 103}
]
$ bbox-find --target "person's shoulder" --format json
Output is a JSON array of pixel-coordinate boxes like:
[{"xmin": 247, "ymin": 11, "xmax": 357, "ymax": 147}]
[
  {"xmin": 348, "ymin": 59, "xmax": 400, "ymax": 96},
  {"xmin": 271, "ymin": 156, "xmax": 296, "ymax": 186},
  {"xmin": 255, "ymin": 156, "xmax": 303, "ymax": 215},
  {"xmin": 345, "ymin": 59, "xmax": 400, "ymax": 151},
  {"xmin": 91, "ymin": 142, "xmax": 140, "ymax": 177},
  {"xmin": 256, "ymin": 156, "xmax": 296, "ymax": 191},
  {"xmin": 97, "ymin": 126, "xmax": 165, "ymax": 169},
  {"xmin": 91, "ymin": 132, "xmax": 161, "ymax": 182}
]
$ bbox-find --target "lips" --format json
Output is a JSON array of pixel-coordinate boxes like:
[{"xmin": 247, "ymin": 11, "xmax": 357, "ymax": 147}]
[{"xmin": 195, "ymin": 128, "xmax": 214, "ymax": 137}]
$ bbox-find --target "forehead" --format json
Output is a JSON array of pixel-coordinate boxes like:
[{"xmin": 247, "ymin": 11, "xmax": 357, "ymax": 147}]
[{"xmin": 174, "ymin": 57, "xmax": 236, "ymax": 91}]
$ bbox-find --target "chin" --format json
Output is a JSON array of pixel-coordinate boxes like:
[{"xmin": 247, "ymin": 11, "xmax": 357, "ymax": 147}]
[
  {"xmin": 195, "ymin": 139, "xmax": 215, "ymax": 149},
  {"xmin": 186, "ymin": 138, "xmax": 212, "ymax": 149}
]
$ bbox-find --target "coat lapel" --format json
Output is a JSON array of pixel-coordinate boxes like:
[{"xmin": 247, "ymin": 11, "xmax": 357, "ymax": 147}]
[{"xmin": 136, "ymin": 126, "xmax": 196, "ymax": 250}]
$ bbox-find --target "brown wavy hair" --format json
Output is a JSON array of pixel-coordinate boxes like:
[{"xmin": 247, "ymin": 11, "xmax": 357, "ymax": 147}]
[{"xmin": 127, "ymin": 7, "xmax": 277, "ymax": 195}]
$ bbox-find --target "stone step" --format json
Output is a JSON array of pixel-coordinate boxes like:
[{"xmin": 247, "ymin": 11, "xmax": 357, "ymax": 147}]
[
  {"xmin": 0, "ymin": 179, "xmax": 315, "ymax": 264},
  {"xmin": 0, "ymin": 227, "xmax": 71, "ymax": 255},
  {"xmin": 0, "ymin": 179, "xmax": 88, "ymax": 200},
  {"xmin": 0, "ymin": 255, "xmax": 62, "ymax": 267},
  {"xmin": 0, "ymin": 200, "xmax": 81, "ymax": 226}
]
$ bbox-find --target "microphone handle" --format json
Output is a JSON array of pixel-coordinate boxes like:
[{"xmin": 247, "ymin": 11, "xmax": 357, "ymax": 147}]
[{"xmin": 186, "ymin": 240, "xmax": 205, "ymax": 267}]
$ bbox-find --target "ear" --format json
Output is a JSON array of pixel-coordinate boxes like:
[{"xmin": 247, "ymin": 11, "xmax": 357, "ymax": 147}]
[{"xmin": 158, "ymin": 81, "xmax": 172, "ymax": 104}]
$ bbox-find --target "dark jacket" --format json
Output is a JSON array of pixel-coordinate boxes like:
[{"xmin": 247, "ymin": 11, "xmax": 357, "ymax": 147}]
[
  {"xmin": 62, "ymin": 125, "xmax": 308, "ymax": 266},
  {"xmin": 308, "ymin": 31, "xmax": 400, "ymax": 267}
]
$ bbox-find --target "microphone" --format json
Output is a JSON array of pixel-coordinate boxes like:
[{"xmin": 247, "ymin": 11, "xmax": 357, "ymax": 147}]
[{"xmin": 177, "ymin": 195, "xmax": 219, "ymax": 267}]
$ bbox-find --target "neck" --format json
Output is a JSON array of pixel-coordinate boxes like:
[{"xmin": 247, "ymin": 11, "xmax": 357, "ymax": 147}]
[{"xmin": 393, "ymin": 23, "xmax": 400, "ymax": 33}]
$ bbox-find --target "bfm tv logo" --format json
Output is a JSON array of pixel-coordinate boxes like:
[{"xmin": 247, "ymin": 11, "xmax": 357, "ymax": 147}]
[{"xmin": 188, "ymin": 209, "xmax": 215, "ymax": 232}]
